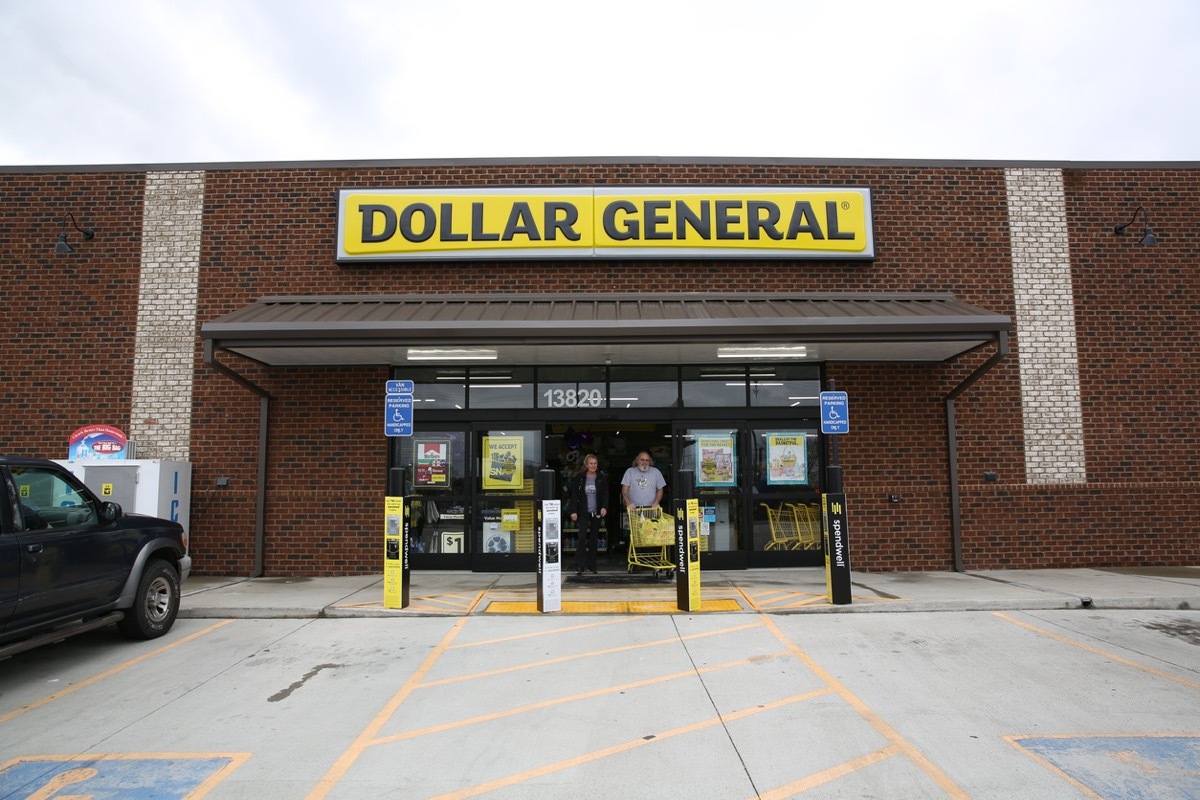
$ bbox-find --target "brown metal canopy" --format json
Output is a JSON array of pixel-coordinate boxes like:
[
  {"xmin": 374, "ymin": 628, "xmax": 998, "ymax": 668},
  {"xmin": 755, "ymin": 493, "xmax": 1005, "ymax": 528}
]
[{"xmin": 200, "ymin": 292, "xmax": 1010, "ymax": 367}]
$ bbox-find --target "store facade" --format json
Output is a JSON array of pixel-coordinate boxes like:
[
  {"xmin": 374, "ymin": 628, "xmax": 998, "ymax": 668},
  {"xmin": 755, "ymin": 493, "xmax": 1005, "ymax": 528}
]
[{"xmin": 2, "ymin": 158, "xmax": 1197, "ymax": 576}]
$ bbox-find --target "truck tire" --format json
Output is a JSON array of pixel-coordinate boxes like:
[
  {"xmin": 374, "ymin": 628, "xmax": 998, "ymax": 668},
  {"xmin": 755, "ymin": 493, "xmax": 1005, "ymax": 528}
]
[{"xmin": 118, "ymin": 560, "xmax": 181, "ymax": 640}]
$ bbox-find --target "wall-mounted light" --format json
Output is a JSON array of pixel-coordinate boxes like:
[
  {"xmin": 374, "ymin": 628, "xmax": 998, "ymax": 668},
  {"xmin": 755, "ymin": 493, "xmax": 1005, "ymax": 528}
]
[
  {"xmin": 54, "ymin": 212, "xmax": 96, "ymax": 254},
  {"xmin": 1113, "ymin": 206, "xmax": 1158, "ymax": 245}
]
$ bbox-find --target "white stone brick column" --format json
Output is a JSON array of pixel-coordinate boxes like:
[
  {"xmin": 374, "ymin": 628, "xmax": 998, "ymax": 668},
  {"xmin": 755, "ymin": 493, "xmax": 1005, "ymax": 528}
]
[
  {"xmin": 1004, "ymin": 168, "xmax": 1087, "ymax": 483},
  {"xmin": 129, "ymin": 171, "xmax": 205, "ymax": 460}
]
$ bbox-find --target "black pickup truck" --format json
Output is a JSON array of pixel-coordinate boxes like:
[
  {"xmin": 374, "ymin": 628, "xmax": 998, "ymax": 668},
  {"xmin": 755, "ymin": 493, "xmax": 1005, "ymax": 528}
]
[{"xmin": 1, "ymin": 456, "xmax": 191, "ymax": 658}]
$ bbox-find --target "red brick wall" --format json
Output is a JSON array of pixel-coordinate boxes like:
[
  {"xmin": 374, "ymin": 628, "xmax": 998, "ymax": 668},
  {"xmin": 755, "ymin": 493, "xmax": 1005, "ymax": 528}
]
[
  {"xmin": 5, "ymin": 162, "xmax": 1197, "ymax": 575},
  {"xmin": 0, "ymin": 173, "xmax": 145, "ymax": 455}
]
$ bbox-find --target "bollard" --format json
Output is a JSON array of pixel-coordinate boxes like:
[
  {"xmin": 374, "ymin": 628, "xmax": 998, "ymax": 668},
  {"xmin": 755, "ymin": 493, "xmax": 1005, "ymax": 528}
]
[{"xmin": 536, "ymin": 468, "xmax": 561, "ymax": 613}]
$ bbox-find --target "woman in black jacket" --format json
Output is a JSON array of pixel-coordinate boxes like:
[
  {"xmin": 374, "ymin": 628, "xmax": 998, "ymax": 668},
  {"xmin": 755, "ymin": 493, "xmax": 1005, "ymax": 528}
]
[{"xmin": 565, "ymin": 453, "xmax": 610, "ymax": 575}]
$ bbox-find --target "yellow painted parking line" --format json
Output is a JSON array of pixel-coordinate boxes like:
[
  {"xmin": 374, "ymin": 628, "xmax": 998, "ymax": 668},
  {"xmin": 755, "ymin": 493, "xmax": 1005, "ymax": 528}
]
[
  {"xmin": 426, "ymin": 690, "xmax": 833, "ymax": 800},
  {"xmin": 752, "ymin": 744, "xmax": 903, "ymax": 800},
  {"xmin": 0, "ymin": 621, "xmax": 234, "ymax": 725},
  {"xmin": 994, "ymin": 612, "xmax": 1200, "ymax": 690},
  {"xmin": 419, "ymin": 620, "xmax": 766, "ymax": 688},
  {"xmin": 333, "ymin": 591, "xmax": 486, "ymax": 614},
  {"xmin": 484, "ymin": 599, "xmax": 742, "ymax": 613},
  {"xmin": 373, "ymin": 651, "xmax": 789, "ymax": 745},
  {"xmin": 448, "ymin": 617, "xmax": 636, "ymax": 647},
  {"xmin": 304, "ymin": 617, "xmax": 470, "ymax": 800},
  {"xmin": 760, "ymin": 615, "xmax": 972, "ymax": 799}
]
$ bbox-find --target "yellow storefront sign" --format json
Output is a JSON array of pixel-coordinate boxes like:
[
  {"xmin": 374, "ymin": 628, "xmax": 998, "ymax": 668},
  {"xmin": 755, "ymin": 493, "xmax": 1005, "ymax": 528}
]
[{"xmin": 337, "ymin": 187, "xmax": 873, "ymax": 261}]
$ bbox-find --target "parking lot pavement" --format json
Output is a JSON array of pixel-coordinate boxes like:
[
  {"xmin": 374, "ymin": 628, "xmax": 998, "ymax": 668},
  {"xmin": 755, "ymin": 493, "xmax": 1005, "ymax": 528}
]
[
  {"xmin": 3, "ymin": 606, "xmax": 1197, "ymax": 799},
  {"xmin": 179, "ymin": 566, "xmax": 1200, "ymax": 619}
]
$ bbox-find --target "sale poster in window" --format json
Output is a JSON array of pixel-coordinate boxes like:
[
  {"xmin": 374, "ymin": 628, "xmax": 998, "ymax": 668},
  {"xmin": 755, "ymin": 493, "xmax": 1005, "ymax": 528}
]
[
  {"xmin": 767, "ymin": 433, "xmax": 808, "ymax": 485},
  {"xmin": 696, "ymin": 434, "xmax": 736, "ymax": 487},
  {"xmin": 482, "ymin": 436, "xmax": 524, "ymax": 489},
  {"xmin": 414, "ymin": 438, "xmax": 451, "ymax": 486}
]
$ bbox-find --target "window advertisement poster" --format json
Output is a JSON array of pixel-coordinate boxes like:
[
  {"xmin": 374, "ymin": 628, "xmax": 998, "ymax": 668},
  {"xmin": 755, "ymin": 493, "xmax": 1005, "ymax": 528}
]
[
  {"xmin": 414, "ymin": 438, "xmax": 451, "ymax": 486},
  {"xmin": 696, "ymin": 433, "xmax": 736, "ymax": 487},
  {"xmin": 482, "ymin": 435, "xmax": 524, "ymax": 489},
  {"xmin": 767, "ymin": 433, "xmax": 808, "ymax": 485}
]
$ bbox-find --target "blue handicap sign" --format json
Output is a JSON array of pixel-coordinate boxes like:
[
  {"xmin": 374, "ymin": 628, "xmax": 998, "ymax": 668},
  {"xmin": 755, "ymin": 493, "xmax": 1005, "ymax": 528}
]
[
  {"xmin": 1013, "ymin": 735, "xmax": 1200, "ymax": 800},
  {"xmin": 386, "ymin": 379, "xmax": 414, "ymax": 395},
  {"xmin": 385, "ymin": 394, "xmax": 413, "ymax": 437},
  {"xmin": 0, "ymin": 755, "xmax": 242, "ymax": 799},
  {"xmin": 820, "ymin": 391, "xmax": 849, "ymax": 434}
]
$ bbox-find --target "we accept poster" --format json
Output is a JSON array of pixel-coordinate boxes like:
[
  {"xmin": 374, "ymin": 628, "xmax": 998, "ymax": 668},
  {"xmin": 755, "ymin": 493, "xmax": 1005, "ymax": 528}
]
[{"xmin": 482, "ymin": 436, "xmax": 523, "ymax": 489}]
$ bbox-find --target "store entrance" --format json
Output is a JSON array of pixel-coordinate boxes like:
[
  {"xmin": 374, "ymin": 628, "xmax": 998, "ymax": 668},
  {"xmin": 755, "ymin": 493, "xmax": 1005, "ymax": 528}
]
[
  {"xmin": 397, "ymin": 415, "xmax": 825, "ymax": 572},
  {"xmin": 546, "ymin": 422, "xmax": 672, "ymax": 572}
]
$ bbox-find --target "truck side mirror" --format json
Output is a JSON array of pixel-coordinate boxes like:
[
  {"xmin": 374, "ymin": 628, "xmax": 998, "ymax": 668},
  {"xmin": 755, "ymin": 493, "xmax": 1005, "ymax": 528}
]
[{"xmin": 100, "ymin": 501, "xmax": 122, "ymax": 524}]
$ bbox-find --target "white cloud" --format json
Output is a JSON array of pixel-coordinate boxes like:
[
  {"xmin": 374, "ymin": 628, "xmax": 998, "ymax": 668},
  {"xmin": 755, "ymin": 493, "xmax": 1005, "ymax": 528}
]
[{"xmin": 1, "ymin": 0, "xmax": 1197, "ymax": 165}]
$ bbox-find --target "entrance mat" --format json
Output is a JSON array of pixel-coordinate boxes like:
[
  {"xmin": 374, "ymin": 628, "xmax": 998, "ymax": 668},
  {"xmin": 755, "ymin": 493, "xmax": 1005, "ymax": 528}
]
[{"xmin": 484, "ymin": 599, "xmax": 742, "ymax": 614}]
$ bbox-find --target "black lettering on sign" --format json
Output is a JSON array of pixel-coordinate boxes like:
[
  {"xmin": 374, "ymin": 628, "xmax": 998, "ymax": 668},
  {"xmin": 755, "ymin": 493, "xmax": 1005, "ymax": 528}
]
[
  {"xmin": 603, "ymin": 200, "xmax": 639, "ymax": 240},
  {"xmin": 643, "ymin": 200, "xmax": 671, "ymax": 240},
  {"xmin": 399, "ymin": 203, "xmax": 436, "ymax": 243},
  {"xmin": 786, "ymin": 201, "xmax": 824, "ymax": 240},
  {"xmin": 747, "ymin": 201, "xmax": 784, "ymax": 240},
  {"xmin": 503, "ymin": 202, "xmax": 541, "ymax": 241},
  {"xmin": 676, "ymin": 200, "xmax": 710, "ymax": 238},
  {"xmin": 471, "ymin": 202, "xmax": 500, "ymax": 241},
  {"xmin": 440, "ymin": 203, "xmax": 468, "ymax": 242},
  {"xmin": 826, "ymin": 200, "xmax": 855, "ymax": 240},
  {"xmin": 715, "ymin": 200, "xmax": 744, "ymax": 240},
  {"xmin": 359, "ymin": 204, "xmax": 397, "ymax": 243},
  {"xmin": 545, "ymin": 202, "xmax": 581, "ymax": 241}
]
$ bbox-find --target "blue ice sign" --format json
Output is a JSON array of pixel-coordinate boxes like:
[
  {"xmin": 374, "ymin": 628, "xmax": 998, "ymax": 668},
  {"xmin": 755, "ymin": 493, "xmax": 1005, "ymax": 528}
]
[
  {"xmin": 820, "ymin": 391, "xmax": 849, "ymax": 434},
  {"xmin": 385, "ymin": 394, "xmax": 413, "ymax": 437},
  {"xmin": 386, "ymin": 379, "xmax": 414, "ymax": 395}
]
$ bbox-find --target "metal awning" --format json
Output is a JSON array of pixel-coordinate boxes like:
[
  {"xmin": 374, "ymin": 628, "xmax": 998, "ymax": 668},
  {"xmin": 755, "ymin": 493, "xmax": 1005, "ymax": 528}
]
[{"xmin": 200, "ymin": 292, "xmax": 1010, "ymax": 367}]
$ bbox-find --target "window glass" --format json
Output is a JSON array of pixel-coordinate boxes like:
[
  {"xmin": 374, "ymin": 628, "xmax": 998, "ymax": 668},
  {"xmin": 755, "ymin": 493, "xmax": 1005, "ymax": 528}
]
[
  {"xmin": 469, "ymin": 368, "xmax": 535, "ymax": 408},
  {"xmin": 10, "ymin": 466, "xmax": 96, "ymax": 531},
  {"xmin": 748, "ymin": 365, "xmax": 822, "ymax": 408},
  {"xmin": 681, "ymin": 366, "xmax": 748, "ymax": 407},
  {"xmin": 406, "ymin": 368, "xmax": 466, "ymax": 410},
  {"xmin": 609, "ymin": 366, "xmax": 678, "ymax": 408},
  {"xmin": 537, "ymin": 366, "xmax": 607, "ymax": 409}
]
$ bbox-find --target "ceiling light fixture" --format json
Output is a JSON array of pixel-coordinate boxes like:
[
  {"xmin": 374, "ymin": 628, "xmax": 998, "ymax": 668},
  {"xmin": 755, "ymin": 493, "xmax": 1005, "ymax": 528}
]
[
  {"xmin": 406, "ymin": 348, "xmax": 498, "ymax": 361},
  {"xmin": 717, "ymin": 345, "xmax": 807, "ymax": 359}
]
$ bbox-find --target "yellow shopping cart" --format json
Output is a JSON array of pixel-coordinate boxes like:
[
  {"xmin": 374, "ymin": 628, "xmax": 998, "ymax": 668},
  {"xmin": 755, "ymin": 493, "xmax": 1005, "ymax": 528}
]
[{"xmin": 626, "ymin": 507, "xmax": 675, "ymax": 578}]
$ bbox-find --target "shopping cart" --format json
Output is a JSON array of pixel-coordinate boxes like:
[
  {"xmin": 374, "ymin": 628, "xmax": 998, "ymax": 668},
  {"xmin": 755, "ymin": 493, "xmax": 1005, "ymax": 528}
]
[{"xmin": 627, "ymin": 507, "xmax": 675, "ymax": 578}]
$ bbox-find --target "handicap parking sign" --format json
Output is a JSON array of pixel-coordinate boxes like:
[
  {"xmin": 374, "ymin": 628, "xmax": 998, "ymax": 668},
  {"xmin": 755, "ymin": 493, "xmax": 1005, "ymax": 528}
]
[{"xmin": 820, "ymin": 391, "xmax": 849, "ymax": 434}]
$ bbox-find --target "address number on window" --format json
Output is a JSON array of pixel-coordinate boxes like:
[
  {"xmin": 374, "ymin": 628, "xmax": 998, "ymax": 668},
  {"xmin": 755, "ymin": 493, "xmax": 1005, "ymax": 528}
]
[{"xmin": 542, "ymin": 388, "xmax": 604, "ymax": 408}]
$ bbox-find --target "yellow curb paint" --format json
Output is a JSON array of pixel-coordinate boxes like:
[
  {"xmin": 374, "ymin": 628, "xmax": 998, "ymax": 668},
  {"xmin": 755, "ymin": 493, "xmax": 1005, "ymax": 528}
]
[{"xmin": 484, "ymin": 599, "xmax": 742, "ymax": 614}]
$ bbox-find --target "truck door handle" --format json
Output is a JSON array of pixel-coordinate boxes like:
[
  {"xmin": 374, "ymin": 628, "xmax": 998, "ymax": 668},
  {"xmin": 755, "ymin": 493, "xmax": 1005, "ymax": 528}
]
[{"xmin": 25, "ymin": 543, "xmax": 43, "ymax": 554}]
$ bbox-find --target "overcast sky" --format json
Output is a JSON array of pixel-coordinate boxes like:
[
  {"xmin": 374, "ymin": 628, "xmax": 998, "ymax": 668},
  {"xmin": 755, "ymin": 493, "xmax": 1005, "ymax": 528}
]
[{"xmin": 2, "ymin": 0, "xmax": 1198, "ymax": 167}]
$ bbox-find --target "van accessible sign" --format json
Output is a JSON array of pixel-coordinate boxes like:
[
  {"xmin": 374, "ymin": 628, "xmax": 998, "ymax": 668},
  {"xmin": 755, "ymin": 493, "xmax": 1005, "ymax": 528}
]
[{"xmin": 336, "ymin": 186, "xmax": 874, "ymax": 262}]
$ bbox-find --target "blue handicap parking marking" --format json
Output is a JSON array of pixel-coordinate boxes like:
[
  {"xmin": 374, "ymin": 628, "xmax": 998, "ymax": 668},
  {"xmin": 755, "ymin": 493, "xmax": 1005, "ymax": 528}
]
[
  {"xmin": 0, "ymin": 755, "xmax": 243, "ymax": 800},
  {"xmin": 1014, "ymin": 735, "xmax": 1200, "ymax": 800}
]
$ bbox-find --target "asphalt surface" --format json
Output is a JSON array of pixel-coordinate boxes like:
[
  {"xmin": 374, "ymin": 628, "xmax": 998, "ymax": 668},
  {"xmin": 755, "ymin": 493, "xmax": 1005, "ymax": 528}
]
[
  {"xmin": 179, "ymin": 566, "xmax": 1200, "ymax": 619},
  {"xmin": 3, "ymin": 566, "xmax": 1197, "ymax": 799}
]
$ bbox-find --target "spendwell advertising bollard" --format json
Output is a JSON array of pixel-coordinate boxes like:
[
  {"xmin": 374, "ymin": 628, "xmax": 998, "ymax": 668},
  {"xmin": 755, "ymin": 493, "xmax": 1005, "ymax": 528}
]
[
  {"xmin": 675, "ymin": 469, "xmax": 701, "ymax": 611},
  {"xmin": 536, "ymin": 468, "xmax": 561, "ymax": 613},
  {"xmin": 821, "ymin": 382, "xmax": 852, "ymax": 605},
  {"xmin": 384, "ymin": 467, "xmax": 410, "ymax": 609}
]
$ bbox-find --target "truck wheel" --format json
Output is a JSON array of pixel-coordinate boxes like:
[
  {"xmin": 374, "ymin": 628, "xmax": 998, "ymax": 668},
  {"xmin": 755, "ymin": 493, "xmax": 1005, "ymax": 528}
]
[{"xmin": 118, "ymin": 561, "xmax": 180, "ymax": 640}]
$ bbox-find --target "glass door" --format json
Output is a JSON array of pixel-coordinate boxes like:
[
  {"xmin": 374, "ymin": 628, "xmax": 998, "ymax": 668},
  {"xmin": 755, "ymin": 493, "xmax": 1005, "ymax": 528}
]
[
  {"xmin": 471, "ymin": 427, "xmax": 542, "ymax": 571},
  {"xmin": 675, "ymin": 424, "xmax": 747, "ymax": 569},
  {"xmin": 394, "ymin": 428, "xmax": 471, "ymax": 568},
  {"xmin": 748, "ymin": 426, "xmax": 823, "ymax": 566}
]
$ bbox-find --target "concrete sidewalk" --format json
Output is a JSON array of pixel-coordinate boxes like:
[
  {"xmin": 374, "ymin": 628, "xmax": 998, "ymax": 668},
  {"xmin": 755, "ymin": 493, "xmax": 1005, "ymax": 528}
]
[{"xmin": 178, "ymin": 566, "xmax": 1200, "ymax": 619}]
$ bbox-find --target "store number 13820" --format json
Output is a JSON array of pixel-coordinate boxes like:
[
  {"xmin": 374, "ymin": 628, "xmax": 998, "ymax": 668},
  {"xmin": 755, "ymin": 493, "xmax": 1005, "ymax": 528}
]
[{"xmin": 542, "ymin": 388, "xmax": 604, "ymax": 408}]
